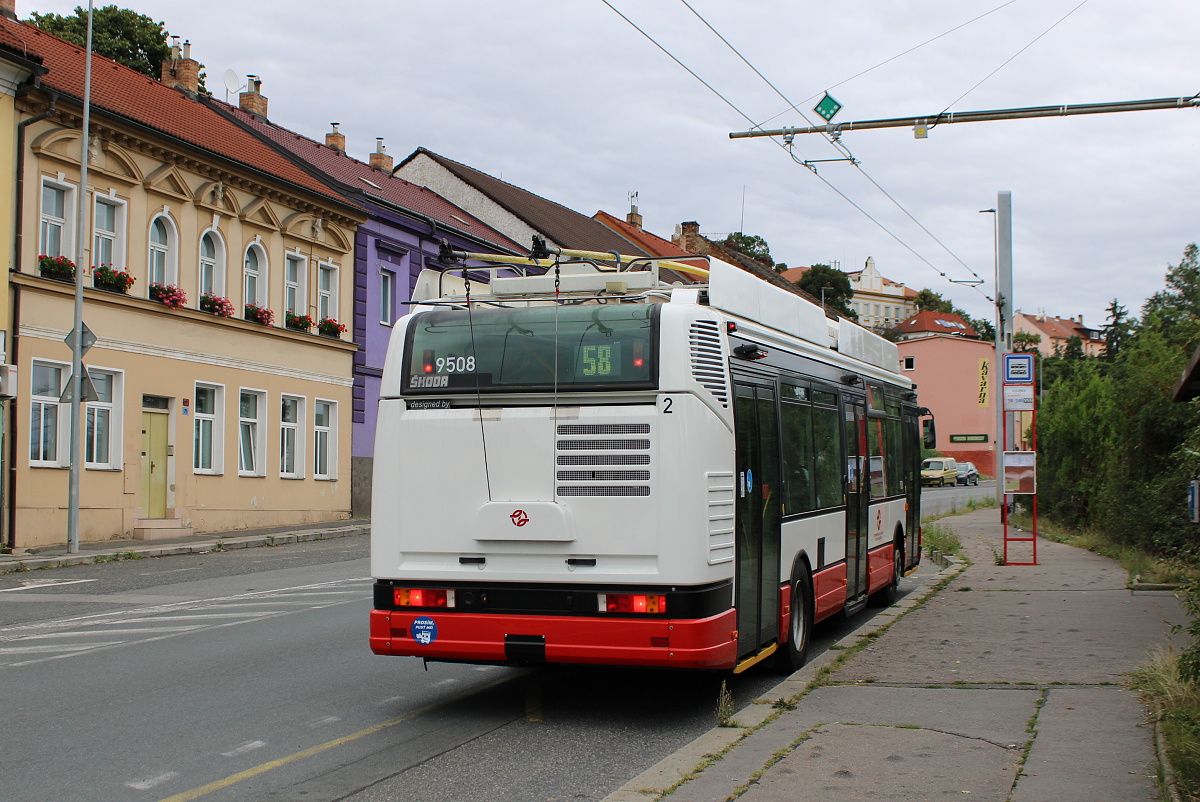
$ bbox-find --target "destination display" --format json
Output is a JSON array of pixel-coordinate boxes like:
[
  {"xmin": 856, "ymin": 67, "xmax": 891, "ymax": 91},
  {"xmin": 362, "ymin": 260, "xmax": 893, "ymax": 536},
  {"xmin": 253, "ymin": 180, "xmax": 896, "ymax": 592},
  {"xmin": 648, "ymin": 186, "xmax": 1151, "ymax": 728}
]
[{"xmin": 403, "ymin": 304, "xmax": 657, "ymax": 392}]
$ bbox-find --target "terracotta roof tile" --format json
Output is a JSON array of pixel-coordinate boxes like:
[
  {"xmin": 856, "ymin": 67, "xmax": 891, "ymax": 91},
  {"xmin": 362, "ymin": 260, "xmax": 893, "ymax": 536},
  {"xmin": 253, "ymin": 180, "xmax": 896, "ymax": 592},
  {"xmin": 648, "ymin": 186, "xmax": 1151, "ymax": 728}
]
[
  {"xmin": 213, "ymin": 103, "xmax": 524, "ymax": 254},
  {"xmin": 4, "ymin": 19, "xmax": 355, "ymax": 210},
  {"xmin": 592, "ymin": 211, "xmax": 703, "ymax": 283},
  {"xmin": 894, "ymin": 310, "xmax": 978, "ymax": 337}
]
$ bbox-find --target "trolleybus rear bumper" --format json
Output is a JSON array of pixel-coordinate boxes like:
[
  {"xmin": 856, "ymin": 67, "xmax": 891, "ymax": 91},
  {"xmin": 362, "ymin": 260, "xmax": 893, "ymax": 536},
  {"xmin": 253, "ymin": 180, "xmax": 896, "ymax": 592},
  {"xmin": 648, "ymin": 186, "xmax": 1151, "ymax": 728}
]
[{"xmin": 369, "ymin": 608, "xmax": 738, "ymax": 670}]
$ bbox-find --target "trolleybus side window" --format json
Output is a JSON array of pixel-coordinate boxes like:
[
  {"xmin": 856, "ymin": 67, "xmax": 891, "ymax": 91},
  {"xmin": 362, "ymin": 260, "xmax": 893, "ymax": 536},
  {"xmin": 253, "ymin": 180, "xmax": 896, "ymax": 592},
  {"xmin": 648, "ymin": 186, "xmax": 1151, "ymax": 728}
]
[
  {"xmin": 867, "ymin": 415, "xmax": 887, "ymax": 499},
  {"xmin": 810, "ymin": 390, "xmax": 842, "ymax": 509},
  {"xmin": 885, "ymin": 401, "xmax": 904, "ymax": 495},
  {"xmin": 780, "ymin": 386, "xmax": 815, "ymax": 515}
]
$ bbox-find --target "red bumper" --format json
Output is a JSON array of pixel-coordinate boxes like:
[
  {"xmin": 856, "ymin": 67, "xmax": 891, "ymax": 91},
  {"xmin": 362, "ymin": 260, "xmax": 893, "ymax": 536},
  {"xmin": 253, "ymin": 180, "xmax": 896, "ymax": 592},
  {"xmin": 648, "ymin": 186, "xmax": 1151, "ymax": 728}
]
[{"xmin": 370, "ymin": 608, "xmax": 738, "ymax": 670}]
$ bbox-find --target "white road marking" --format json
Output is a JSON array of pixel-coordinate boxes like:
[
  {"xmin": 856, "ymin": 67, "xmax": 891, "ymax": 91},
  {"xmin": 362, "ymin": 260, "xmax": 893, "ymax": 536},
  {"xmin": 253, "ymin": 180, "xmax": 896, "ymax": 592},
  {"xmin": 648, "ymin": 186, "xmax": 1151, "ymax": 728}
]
[
  {"xmin": 309, "ymin": 715, "xmax": 341, "ymax": 727},
  {"xmin": 138, "ymin": 567, "xmax": 201, "ymax": 576},
  {"xmin": 431, "ymin": 678, "xmax": 461, "ymax": 688},
  {"xmin": 0, "ymin": 579, "xmax": 98, "ymax": 592},
  {"xmin": 125, "ymin": 771, "xmax": 180, "ymax": 791},
  {"xmin": 220, "ymin": 740, "xmax": 267, "ymax": 757},
  {"xmin": 0, "ymin": 642, "xmax": 125, "ymax": 654}
]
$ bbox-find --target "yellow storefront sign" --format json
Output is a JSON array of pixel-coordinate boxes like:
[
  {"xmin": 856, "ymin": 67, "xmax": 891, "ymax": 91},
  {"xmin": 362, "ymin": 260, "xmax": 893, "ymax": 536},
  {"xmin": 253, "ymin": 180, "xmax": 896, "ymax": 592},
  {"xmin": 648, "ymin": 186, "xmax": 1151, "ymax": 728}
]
[{"xmin": 978, "ymin": 358, "xmax": 990, "ymax": 407}]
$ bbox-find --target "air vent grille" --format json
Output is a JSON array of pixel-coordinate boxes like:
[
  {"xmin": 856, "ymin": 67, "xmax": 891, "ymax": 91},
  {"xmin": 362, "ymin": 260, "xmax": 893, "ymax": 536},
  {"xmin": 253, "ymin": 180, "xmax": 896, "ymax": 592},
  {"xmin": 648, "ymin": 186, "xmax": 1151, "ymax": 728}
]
[
  {"xmin": 557, "ymin": 424, "xmax": 650, "ymax": 435},
  {"xmin": 555, "ymin": 424, "xmax": 652, "ymax": 498},
  {"xmin": 690, "ymin": 320, "xmax": 729, "ymax": 408}
]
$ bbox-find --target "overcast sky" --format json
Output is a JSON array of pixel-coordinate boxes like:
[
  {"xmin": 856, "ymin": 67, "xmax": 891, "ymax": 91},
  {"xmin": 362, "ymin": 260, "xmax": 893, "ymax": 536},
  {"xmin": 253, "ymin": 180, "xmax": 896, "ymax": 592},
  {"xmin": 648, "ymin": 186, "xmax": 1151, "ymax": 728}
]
[{"xmin": 27, "ymin": 0, "xmax": 1199, "ymax": 327}]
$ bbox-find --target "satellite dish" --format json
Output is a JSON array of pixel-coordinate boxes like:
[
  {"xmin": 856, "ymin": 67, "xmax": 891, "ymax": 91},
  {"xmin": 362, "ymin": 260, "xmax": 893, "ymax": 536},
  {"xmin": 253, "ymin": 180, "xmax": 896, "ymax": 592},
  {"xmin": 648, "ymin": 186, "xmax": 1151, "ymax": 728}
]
[{"xmin": 223, "ymin": 68, "xmax": 243, "ymax": 101}]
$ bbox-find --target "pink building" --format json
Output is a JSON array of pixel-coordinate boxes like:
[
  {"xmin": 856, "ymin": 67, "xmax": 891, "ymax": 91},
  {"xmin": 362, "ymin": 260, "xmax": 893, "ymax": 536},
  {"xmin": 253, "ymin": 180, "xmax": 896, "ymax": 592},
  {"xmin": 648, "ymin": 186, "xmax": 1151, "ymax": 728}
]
[{"xmin": 897, "ymin": 335, "xmax": 998, "ymax": 475}]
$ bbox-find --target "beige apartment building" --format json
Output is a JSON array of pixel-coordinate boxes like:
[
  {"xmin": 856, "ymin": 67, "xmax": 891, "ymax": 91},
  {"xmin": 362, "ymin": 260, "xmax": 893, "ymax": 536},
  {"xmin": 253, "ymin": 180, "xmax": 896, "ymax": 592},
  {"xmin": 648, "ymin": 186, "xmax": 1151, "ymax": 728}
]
[{"xmin": 6, "ymin": 20, "xmax": 365, "ymax": 548}]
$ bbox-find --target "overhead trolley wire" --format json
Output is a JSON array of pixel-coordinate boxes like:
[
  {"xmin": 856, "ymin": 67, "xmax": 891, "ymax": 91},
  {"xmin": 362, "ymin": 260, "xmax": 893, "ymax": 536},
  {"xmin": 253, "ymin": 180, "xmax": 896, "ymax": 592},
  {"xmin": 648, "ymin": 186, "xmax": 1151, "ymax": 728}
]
[{"xmin": 665, "ymin": 0, "xmax": 992, "ymax": 298}]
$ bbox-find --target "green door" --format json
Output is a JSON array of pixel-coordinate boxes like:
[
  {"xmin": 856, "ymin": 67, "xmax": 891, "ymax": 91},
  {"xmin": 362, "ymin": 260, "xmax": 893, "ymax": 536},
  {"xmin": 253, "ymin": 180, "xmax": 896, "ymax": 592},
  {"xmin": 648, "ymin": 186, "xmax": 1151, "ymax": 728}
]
[{"xmin": 141, "ymin": 411, "xmax": 168, "ymax": 518}]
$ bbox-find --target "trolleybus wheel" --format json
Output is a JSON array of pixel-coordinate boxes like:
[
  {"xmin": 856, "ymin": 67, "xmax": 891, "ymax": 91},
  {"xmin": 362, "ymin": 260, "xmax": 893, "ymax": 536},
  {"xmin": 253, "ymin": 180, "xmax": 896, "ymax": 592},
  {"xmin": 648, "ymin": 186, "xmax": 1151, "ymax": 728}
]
[
  {"xmin": 776, "ymin": 567, "xmax": 813, "ymax": 673},
  {"xmin": 870, "ymin": 541, "xmax": 903, "ymax": 607}
]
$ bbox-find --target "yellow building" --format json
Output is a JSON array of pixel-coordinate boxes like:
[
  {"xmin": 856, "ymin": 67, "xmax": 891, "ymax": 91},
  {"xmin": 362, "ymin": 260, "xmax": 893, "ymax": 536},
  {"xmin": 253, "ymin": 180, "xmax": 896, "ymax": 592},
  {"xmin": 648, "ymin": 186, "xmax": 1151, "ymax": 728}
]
[{"xmin": 6, "ymin": 22, "xmax": 365, "ymax": 548}]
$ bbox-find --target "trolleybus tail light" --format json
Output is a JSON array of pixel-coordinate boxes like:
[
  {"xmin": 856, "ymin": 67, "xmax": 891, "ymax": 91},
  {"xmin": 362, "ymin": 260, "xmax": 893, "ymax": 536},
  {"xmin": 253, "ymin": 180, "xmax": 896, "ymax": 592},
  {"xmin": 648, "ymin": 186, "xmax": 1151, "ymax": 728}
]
[
  {"xmin": 726, "ymin": 321, "xmax": 737, "ymax": 333},
  {"xmin": 394, "ymin": 588, "xmax": 456, "ymax": 608},
  {"xmin": 632, "ymin": 342, "xmax": 645, "ymax": 369},
  {"xmin": 599, "ymin": 593, "xmax": 666, "ymax": 614},
  {"xmin": 422, "ymin": 350, "xmax": 435, "ymax": 374}
]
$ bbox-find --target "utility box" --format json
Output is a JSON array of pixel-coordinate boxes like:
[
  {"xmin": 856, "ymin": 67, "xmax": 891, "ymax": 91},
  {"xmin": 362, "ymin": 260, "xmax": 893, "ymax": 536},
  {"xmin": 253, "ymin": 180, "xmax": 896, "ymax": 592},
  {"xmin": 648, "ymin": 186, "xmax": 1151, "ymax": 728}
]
[{"xmin": 1189, "ymin": 480, "xmax": 1200, "ymax": 524}]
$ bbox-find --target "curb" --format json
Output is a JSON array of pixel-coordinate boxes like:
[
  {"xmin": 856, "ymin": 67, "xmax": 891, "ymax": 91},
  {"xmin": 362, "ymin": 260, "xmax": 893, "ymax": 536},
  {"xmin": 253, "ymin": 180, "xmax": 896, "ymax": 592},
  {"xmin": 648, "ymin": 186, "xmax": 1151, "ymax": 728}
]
[
  {"xmin": 601, "ymin": 553, "xmax": 967, "ymax": 802},
  {"xmin": 0, "ymin": 523, "xmax": 370, "ymax": 574}
]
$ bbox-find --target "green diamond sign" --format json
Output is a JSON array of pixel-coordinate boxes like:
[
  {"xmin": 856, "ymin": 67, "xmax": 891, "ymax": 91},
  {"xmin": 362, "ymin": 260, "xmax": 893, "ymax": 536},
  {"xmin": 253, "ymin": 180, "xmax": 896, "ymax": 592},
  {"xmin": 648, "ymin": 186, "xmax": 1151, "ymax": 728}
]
[{"xmin": 814, "ymin": 92, "xmax": 842, "ymax": 122}]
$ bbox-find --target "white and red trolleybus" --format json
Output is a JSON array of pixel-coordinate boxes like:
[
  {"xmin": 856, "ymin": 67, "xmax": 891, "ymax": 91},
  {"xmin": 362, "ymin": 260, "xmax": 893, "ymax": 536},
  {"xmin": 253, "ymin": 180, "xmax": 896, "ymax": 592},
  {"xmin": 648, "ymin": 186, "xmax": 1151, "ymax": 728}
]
[{"xmin": 369, "ymin": 248, "xmax": 930, "ymax": 673}]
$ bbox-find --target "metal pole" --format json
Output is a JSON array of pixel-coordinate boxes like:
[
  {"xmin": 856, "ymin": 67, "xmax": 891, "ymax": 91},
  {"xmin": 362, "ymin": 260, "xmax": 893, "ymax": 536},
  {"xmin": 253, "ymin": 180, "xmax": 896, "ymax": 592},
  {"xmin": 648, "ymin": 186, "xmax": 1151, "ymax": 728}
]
[
  {"xmin": 728, "ymin": 95, "xmax": 1200, "ymax": 139},
  {"xmin": 67, "ymin": 0, "xmax": 94, "ymax": 553}
]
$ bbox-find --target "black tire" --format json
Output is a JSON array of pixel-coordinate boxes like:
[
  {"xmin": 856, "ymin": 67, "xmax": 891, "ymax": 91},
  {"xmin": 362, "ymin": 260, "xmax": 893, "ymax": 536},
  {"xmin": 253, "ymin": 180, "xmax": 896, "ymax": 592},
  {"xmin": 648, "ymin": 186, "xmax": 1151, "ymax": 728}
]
[
  {"xmin": 972, "ymin": 476, "xmax": 978, "ymax": 486},
  {"xmin": 870, "ymin": 541, "xmax": 903, "ymax": 607},
  {"xmin": 776, "ymin": 567, "xmax": 813, "ymax": 673}
]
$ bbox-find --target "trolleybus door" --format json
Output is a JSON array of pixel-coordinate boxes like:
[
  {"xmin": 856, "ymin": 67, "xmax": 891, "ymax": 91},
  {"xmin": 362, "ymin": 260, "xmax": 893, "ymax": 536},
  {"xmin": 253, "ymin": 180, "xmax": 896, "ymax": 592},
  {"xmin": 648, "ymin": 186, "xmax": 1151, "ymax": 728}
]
[
  {"xmin": 733, "ymin": 381, "xmax": 782, "ymax": 657},
  {"xmin": 844, "ymin": 395, "xmax": 870, "ymax": 606}
]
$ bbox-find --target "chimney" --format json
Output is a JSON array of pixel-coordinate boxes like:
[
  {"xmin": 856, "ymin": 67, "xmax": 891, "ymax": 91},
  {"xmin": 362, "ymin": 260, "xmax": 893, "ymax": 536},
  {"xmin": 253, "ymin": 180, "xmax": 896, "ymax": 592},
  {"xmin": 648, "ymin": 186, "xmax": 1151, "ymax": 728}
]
[
  {"xmin": 369, "ymin": 138, "xmax": 393, "ymax": 171},
  {"xmin": 627, "ymin": 204, "xmax": 643, "ymax": 230},
  {"xmin": 239, "ymin": 75, "xmax": 268, "ymax": 117},
  {"xmin": 0, "ymin": 0, "xmax": 16, "ymax": 21},
  {"xmin": 672, "ymin": 221, "xmax": 703, "ymax": 253},
  {"xmin": 325, "ymin": 123, "xmax": 345, "ymax": 153},
  {"xmin": 159, "ymin": 38, "xmax": 201, "ymax": 95}
]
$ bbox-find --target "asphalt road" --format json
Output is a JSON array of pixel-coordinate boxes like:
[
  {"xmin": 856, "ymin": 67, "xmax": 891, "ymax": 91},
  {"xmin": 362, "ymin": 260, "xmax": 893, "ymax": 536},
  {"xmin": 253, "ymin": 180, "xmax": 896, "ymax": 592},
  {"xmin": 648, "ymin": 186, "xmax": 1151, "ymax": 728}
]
[{"xmin": 0, "ymin": 517, "xmax": 945, "ymax": 802}]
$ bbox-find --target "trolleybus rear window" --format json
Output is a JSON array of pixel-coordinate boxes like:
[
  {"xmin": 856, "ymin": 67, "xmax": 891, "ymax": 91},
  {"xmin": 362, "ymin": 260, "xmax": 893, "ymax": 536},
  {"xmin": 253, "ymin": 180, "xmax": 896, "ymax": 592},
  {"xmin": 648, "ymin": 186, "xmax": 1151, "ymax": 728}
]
[{"xmin": 403, "ymin": 304, "xmax": 658, "ymax": 393}]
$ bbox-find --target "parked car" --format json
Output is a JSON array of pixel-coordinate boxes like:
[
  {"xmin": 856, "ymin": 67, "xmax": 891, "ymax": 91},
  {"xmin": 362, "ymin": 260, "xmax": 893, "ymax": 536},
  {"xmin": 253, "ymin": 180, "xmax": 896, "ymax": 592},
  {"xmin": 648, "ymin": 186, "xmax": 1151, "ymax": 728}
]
[
  {"xmin": 921, "ymin": 457, "xmax": 958, "ymax": 487},
  {"xmin": 955, "ymin": 461, "xmax": 980, "ymax": 486}
]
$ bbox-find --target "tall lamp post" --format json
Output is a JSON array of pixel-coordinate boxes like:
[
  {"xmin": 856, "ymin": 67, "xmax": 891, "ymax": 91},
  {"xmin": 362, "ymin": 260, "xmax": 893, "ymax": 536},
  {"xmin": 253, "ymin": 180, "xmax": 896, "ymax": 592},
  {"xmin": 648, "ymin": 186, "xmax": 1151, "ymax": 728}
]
[
  {"xmin": 980, "ymin": 192, "xmax": 1014, "ymax": 514},
  {"xmin": 67, "ymin": 0, "xmax": 95, "ymax": 553}
]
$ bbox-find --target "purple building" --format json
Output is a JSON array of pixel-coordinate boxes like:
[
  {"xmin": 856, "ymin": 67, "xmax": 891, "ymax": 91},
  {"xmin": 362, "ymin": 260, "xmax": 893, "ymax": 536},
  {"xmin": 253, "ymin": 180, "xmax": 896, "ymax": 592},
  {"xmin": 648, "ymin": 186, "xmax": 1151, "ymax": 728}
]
[{"xmin": 211, "ymin": 107, "xmax": 525, "ymax": 513}]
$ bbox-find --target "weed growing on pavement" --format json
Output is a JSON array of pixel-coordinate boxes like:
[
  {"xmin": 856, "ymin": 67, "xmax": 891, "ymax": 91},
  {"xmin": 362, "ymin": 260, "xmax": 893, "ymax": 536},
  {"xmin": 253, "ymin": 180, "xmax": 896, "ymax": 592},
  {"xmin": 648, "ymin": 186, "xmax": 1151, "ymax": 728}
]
[
  {"xmin": 119, "ymin": 550, "xmax": 145, "ymax": 560},
  {"xmin": 1128, "ymin": 645, "xmax": 1200, "ymax": 800},
  {"xmin": 716, "ymin": 680, "xmax": 736, "ymax": 727},
  {"xmin": 922, "ymin": 522, "xmax": 962, "ymax": 557},
  {"xmin": 771, "ymin": 698, "xmax": 797, "ymax": 712}
]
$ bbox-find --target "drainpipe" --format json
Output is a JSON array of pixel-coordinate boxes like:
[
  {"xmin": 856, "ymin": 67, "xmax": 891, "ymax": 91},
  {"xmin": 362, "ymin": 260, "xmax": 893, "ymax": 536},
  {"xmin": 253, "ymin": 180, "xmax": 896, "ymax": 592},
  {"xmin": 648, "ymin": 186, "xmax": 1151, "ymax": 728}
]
[{"xmin": 7, "ymin": 93, "xmax": 57, "ymax": 549}]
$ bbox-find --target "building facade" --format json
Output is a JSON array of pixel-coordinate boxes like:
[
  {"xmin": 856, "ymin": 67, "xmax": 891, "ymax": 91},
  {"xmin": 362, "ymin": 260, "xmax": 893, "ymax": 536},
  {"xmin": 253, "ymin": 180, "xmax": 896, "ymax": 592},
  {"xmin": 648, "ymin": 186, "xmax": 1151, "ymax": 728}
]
[
  {"xmin": 896, "ymin": 335, "xmax": 998, "ymax": 475},
  {"xmin": 1014, "ymin": 311, "xmax": 1104, "ymax": 357},
  {"xmin": 6, "ymin": 21, "xmax": 366, "ymax": 548}
]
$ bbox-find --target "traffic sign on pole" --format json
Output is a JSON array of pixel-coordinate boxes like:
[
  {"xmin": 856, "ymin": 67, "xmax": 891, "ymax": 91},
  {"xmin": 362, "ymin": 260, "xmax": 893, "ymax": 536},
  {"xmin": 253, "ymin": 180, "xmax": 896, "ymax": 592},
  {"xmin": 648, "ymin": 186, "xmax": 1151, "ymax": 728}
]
[
  {"xmin": 1003, "ymin": 352, "xmax": 1034, "ymax": 384},
  {"xmin": 63, "ymin": 321, "xmax": 97, "ymax": 356}
]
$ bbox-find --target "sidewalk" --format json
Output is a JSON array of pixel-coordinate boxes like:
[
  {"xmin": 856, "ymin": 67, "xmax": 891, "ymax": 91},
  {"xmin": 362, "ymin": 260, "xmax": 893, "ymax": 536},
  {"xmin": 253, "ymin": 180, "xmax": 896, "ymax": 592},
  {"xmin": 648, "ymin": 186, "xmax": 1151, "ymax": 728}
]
[
  {"xmin": 606, "ymin": 509, "xmax": 1186, "ymax": 802},
  {"xmin": 0, "ymin": 518, "xmax": 370, "ymax": 573}
]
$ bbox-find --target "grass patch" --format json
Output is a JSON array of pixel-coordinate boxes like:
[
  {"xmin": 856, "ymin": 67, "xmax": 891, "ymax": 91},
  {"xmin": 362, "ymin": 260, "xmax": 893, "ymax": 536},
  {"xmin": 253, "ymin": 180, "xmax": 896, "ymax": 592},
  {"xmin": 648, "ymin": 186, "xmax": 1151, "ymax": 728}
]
[
  {"xmin": 1128, "ymin": 647, "xmax": 1200, "ymax": 800},
  {"xmin": 922, "ymin": 521, "xmax": 962, "ymax": 557},
  {"xmin": 1012, "ymin": 512, "xmax": 1200, "ymax": 585}
]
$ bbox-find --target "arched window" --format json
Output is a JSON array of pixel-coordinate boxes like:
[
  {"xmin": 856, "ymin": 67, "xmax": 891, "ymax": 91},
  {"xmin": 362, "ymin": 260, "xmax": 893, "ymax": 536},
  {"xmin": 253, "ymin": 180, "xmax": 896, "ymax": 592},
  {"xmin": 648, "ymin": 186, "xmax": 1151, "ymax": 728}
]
[
  {"xmin": 147, "ymin": 215, "xmax": 177, "ymax": 288},
  {"xmin": 244, "ymin": 243, "xmax": 267, "ymax": 307},
  {"xmin": 199, "ymin": 231, "xmax": 225, "ymax": 297}
]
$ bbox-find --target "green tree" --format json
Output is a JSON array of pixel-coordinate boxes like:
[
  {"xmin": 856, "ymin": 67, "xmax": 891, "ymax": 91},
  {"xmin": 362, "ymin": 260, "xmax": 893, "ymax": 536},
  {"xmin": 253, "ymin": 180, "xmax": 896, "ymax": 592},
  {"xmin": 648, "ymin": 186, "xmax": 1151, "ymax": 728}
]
[
  {"xmin": 722, "ymin": 232, "xmax": 774, "ymax": 268},
  {"xmin": 913, "ymin": 288, "xmax": 953, "ymax": 313},
  {"xmin": 1143, "ymin": 243, "xmax": 1200, "ymax": 350},
  {"xmin": 1012, "ymin": 332, "xmax": 1041, "ymax": 352},
  {"xmin": 795, "ymin": 263, "xmax": 855, "ymax": 320},
  {"xmin": 28, "ymin": 5, "xmax": 177, "ymax": 82},
  {"xmin": 1100, "ymin": 299, "xmax": 1134, "ymax": 362}
]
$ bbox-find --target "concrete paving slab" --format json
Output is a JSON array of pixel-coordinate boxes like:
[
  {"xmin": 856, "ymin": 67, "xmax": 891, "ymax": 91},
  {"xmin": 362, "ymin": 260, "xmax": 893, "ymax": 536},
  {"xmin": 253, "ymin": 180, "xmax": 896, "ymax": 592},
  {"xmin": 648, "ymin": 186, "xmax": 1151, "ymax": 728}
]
[
  {"xmin": 1013, "ymin": 686, "xmax": 1158, "ymax": 802},
  {"xmin": 743, "ymin": 724, "xmax": 1018, "ymax": 802}
]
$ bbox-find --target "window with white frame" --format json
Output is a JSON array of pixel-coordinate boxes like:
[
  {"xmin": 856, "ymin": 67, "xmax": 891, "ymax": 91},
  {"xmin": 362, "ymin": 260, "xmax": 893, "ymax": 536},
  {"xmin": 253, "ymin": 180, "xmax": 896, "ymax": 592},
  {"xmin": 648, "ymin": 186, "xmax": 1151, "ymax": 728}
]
[
  {"xmin": 199, "ymin": 232, "xmax": 224, "ymax": 298},
  {"xmin": 193, "ymin": 383, "xmax": 223, "ymax": 474},
  {"xmin": 314, "ymin": 399, "xmax": 336, "ymax": 479},
  {"xmin": 30, "ymin": 360, "xmax": 67, "ymax": 465},
  {"xmin": 317, "ymin": 263, "xmax": 337, "ymax": 321},
  {"xmin": 93, "ymin": 197, "xmax": 124, "ymax": 269},
  {"xmin": 280, "ymin": 395, "xmax": 304, "ymax": 478},
  {"xmin": 902, "ymin": 356, "xmax": 915, "ymax": 371},
  {"xmin": 148, "ymin": 216, "xmax": 177, "ymax": 287},
  {"xmin": 244, "ymin": 244, "xmax": 267, "ymax": 307},
  {"xmin": 238, "ymin": 389, "xmax": 266, "ymax": 476},
  {"xmin": 284, "ymin": 253, "xmax": 306, "ymax": 314},
  {"xmin": 85, "ymin": 369, "xmax": 121, "ymax": 469},
  {"xmin": 380, "ymin": 269, "xmax": 395, "ymax": 325},
  {"xmin": 39, "ymin": 181, "xmax": 72, "ymax": 259}
]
